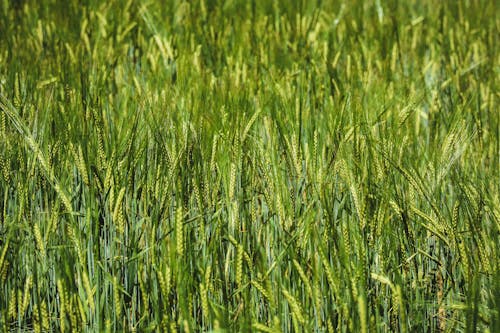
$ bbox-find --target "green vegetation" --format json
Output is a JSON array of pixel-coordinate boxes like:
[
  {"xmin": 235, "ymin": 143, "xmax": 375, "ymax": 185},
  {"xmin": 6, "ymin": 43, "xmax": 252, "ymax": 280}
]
[{"xmin": 0, "ymin": 0, "xmax": 498, "ymax": 332}]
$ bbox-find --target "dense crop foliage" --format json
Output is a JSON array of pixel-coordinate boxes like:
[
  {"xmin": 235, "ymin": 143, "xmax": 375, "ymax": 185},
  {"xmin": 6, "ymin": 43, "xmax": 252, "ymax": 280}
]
[{"xmin": 0, "ymin": 0, "xmax": 499, "ymax": 332}]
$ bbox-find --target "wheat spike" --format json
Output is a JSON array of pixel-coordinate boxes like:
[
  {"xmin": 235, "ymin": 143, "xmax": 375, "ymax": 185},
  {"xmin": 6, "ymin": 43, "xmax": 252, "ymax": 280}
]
[
  {"xmin": 157, "ymin": 270, "xmax": 168, "ymax": 300},
  {"xmin": 282, "ymin": 289, "xmax": 305, "ymax": 324},
  {"xmin": 82, "ymin": 269, "xmax": 95, "ymax": 311},
  {"xmin": 77, "ymin": 145, "xmax": 89, "ymax": 186},
  {"xmin": 0, "ymin": 109, "xmax": 6, "ymax": 135},
  {"xmin": 13, "ymin": 73, "xmax": 21, "ymax": 108},
  {"xmin": 176, "ymin": 206, "xmax": 184, "ymax": 257},
  {"xmin": 138, "ymin": 268, "xmax": 149, "ymax": 314},
  {"xmin": 77, "ymin": 294, "xmax": 86, "ymax": 326},
  {"xmin": 22, "ymin": 275, "xmax": 32, "ymax": 315},
  {"xmin": 251, "ymin": 279, "xmax": 272, "ymax": 306},
  {"xmin": 41, "ymin": 300, "xmax": 49, "ymax": 331},
  {"xmin": 200, "ymin": 282, "xmax": 209, "ymax": 321},
  {"xmin": 292, "ymin": 259, "xmax": 313, "ymax": 298},
  {"xmin": 0, "ymin": 260, "xmax": 9, "ymax": 284},
  {"xmin": 210, "ymin": 134, "xmax": 219, "ymax": 174},
  {"xmin": 113, "ymin": 187, "xmax": 126, "ymax": 235},
  {"xmin": 57, "ymin": 279, "xmax": 66, "ymax": 333},
  {"xmin": 0, "ymin": 239, "xmax": 9, "ymax": 277},
  {"xmin": 319, "ymin": 249, "xmax": 338, "ymax": 295},
  {"xmin": 236, "ymin": 244, "xmax": 244, "ymax": 287},
  {"xmin": 252, "ymin": 323, "xmax": 277, "ymax": 333},
  {"xmin": 68, "ymin": 296, "xmax": 77, "ymax": 333},
  {"xmin": 342, "ymin": 222, "xmax": 351, "ymax": 262},
  {"xmin": 229, "ymin": 162, "xmax": 236, "ymax": 202},
  {"xmin": 33, "ymin": 223, "xmax": 46, "ymax": 257},
  {"xmin": 113, "ymin": 276, "xmax": 122, "ymax": 320},
  {"xmin": 350, "ymin": 183, "xmax": 365, "ymax": 229},
  {"xmin": 312, "ymin": 279, "xmax": 322, "ymax": 322},
  {"xmin": 164, "ymin": 265, "xmax": 172, "ymax": 294},
  {"xmin": 8, "ymin": 290, "xmax": 16, "ymax": 320},
  {"xmin": 33, "ymin": 305, "xmax": 41, "ymax": 333}
]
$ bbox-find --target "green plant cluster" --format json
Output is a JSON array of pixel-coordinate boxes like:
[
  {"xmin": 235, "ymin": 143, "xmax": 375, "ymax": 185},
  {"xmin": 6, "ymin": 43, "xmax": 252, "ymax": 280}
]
[{"xmin": 0, "ymin": 0, "xmax": 498, "ymax": 332}]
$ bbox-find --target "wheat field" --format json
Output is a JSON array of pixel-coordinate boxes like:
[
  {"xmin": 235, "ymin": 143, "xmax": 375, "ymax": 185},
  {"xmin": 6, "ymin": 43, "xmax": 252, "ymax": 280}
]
[{"xmin": 0, "ymin": 0, "xmax": 498, "ymax": 332}]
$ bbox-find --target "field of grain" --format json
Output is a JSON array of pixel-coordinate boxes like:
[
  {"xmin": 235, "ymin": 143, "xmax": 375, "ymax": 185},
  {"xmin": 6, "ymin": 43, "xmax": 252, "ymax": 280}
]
[{"xmin": 0, "ymin": 0, "xmax": 498, "ymax": 332}]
